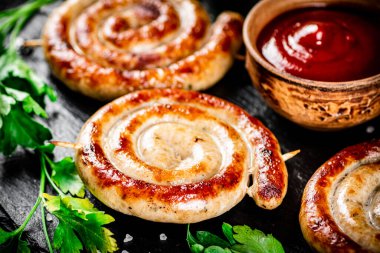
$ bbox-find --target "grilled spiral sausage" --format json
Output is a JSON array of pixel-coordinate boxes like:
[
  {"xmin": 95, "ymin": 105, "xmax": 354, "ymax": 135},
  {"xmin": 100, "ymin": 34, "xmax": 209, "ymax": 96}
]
[
  {"xmin": 299, "ymin": 139, "xmax": 380, "ymax": 253},
  {"xmin": 42, "ymin": 0, "xmax": 243, "ymax": 101},
  {"xmin": 75, "ymin": 89, "xmax": 288, "ymax": 223}
]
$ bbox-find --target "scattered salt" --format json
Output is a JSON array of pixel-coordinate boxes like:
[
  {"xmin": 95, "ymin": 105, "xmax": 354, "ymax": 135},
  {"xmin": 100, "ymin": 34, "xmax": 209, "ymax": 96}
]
[
  {"xmin": 296, "ymin": 172, "xmax": 303, "ymax": 181},
  {"xmin": 123, "ymin": 234, "xmax": 133, "ymax": 243},
  {"xmin": 46, "ymin": 213, "xmax": 53, "ymax": 222},
  {"xmin": 159, "ymin": 233, "xmax": 167, "ymax": 241},
  {"xmin": 366, "ymin": 126, "xmax": 375, "ymax": 134}
]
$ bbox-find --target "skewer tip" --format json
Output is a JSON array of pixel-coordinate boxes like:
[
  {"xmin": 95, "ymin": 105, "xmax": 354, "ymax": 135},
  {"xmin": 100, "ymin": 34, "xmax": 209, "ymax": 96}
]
[
  {"xmin": 234, "ymin": 53, "xmax": 245, "ymax": 61},
  {"xmin": 50, "ymin": 140, "xmax": 81, "ymax": 150},
  {"xmin": 282, "ymin": 149, "xmax": 301, "ymax": 162},
  {"xmin": 23, "ymin": 39, "xmax": 43, "ymax": 48}
]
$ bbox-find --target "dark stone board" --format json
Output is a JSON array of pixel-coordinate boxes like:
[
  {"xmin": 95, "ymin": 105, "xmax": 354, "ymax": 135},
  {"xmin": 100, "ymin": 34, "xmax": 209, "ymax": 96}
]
[{"xmin": 0, "ymin": 1, "xmax": 379, "ymax": 252}]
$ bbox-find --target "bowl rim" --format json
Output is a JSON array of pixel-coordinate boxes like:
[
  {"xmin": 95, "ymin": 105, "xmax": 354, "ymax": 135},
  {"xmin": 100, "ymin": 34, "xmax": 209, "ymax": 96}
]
[{"xmin": 243, "ymin": 0, "xmax": 380, "ymax": 92}]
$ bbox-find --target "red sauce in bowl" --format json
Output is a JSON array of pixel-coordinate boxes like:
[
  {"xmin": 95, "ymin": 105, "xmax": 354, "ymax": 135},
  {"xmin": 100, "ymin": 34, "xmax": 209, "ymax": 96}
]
[{"xmin": 257, "ymin": 8, "xmax": 380, "ymax": 82}]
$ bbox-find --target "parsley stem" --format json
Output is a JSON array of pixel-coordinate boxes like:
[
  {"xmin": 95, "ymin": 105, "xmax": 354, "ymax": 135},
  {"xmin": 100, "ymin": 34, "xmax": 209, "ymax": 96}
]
[
  {"xmin": 2, "ymin": 152, "xmax": 56, "ymax": 244},
  {"xmin": 41, "ymin": 205, "xmax": 53, "ymax": 253},
  {"xmin": 39, "ymin": 154, "xmax": 53, "ymax": 253},
  {"xmin": 41, "ymin": 154, "xmax": 65, "ymax": 196},
  {"xmin": 14, "ymin": 151, "xmax": 54, "ymax": 234},
  {"xmin": 15, "ymin": 197, "xmax": 41, "ymax": 234}
]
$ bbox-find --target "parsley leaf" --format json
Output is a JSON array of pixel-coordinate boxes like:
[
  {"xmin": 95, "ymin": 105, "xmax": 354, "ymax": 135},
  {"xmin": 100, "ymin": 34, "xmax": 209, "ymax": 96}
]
[
  {"xmin": 187, "ymin": 223, "xmax": 285, "ymax": 253},
  {"xmin": 0, "ymin": 93, "xmax": 14, "ymax": 115},
  {"xmin": 36, "ymin": 143, "xmax": 55, "ymax": 153},
  {"xmin": 232, "ymin": 225, "xmax": 285, "ymax": 253},
  {"xmin": 0, "ymin": 59, "xmax": 54, "ymax": 155},
  {"xmin": 0, "ymin": 92, "xmax": 15, "ymax": 128},
  {"xmin": 16, "ymin": 237, "xmax": 31, "ymax": 253},
  {"xmin": 195, "ymin": 231, "xmax": 230, "ymax": 249},
  {"xmin": 0, "ymin": 50, "xmax": 56, "ymax": 105},
  {"xmin": 0, "ymin": 228, "xmax": 30, "ymax": 253},
  {"xmin": 3, "ymin": 85, "xmax": 47, "ymax": 117},
  {"xmin": 45, "ymin": 155, "xmax": 85, "ymax": 197},
  {"xmin": 43, "ymin": 194, "xmax": 118, "ymax": 253},
  {"xmin": 0, "ymin": 84, "xmax": 51, "ymax": 155},
  {"xmin": 0, "ymin": 1, "xmax": 119, "ymax": 253},
  {"xmin": 0, "ymin": 106, "xmax": 52, "ymax": 155},
  {"xmin": 0, "ymin": 0, "xmax": 57, "ymax": 156},
  {"xmin": 222, "ymin": 223, "xmax": 235, "ymax": 245}
]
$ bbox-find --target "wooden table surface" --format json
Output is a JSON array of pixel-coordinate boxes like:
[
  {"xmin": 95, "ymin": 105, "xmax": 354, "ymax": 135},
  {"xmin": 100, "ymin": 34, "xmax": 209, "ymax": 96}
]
[{"xmin": 0, "ymin": 1, "xmax": 379, "ymax": 252}]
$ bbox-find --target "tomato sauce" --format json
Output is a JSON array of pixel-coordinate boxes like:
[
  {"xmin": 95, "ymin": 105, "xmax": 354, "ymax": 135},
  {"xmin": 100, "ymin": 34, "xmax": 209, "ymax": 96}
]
[{"xmin": 257, "ymin": 8, "xmax": 380, "ymax": 82}]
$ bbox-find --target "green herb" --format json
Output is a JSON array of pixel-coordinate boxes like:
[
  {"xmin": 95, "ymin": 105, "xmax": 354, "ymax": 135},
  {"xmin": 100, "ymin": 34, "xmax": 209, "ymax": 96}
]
[
  {"xmin": 0, "ymin": 225, "xmax": 32, "ymax": 253},
  {"xmin": 0, "ymin": 1, "xmax": 118, "ymax": 253},
  {"xmin": 1, "ymin": 149, "xmax": 118, "ymax": 253},
  {"xmin": 0, "ymin": 50, "xmax": 56, "ymax": 105},
  {"xmin": 0, "ymin": 156, "xmax": 48, "ymax": 253},
  {"xmin": 40, "ymin": 151, "xmax": 118, "ymax": 253},
  {"xmin": 0, "ymin": 0, "xmax": 56, "ymax": 156},
  {"xmin": 0, "ymin": 102, "xmax": 52, "ymax": 155},
  {"xmin": 0, "ymin": 0, "xmax": 54, "ymax": 52},
  {"xmin": 187, "ymin": 223, "xmax": 285, "ymax": 253},
  {"xmin": 43, "ymin": 194, "xmax": 118, "ymax": 253},
  {"xmin": 0, "ymin": 1, "xmax": 56, "ymax": 248},
  {"xmin": 231, "ymin": 225, "xmax": 285, "ymax": 253},
  {"xmin": 44, "ymin": 154, "xmax": 85, "ymax": 197}
]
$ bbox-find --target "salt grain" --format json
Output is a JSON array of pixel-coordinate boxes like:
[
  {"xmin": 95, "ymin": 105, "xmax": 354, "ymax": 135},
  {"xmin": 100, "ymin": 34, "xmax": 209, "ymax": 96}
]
[
  {"xmin": 296, "ymin": 172, "xmax": 304, "ymax": 181},
  {"xmin": 366, "ymin": 126, "xmax": 375, "ymax": 134},
  {"xmin": 159, "ymin": 233, "xmax": 167, "ymax": 241},
  {"xmin": 46, "ymin": 213, "xmax": 53, "ymax": 222},
  {"xmin": 121, "ymin": 250, "xmax": 129, "ymax": 253},
  {"xmin": 124, "ymin": 234, "xmax": 133, "ymax": 243}
]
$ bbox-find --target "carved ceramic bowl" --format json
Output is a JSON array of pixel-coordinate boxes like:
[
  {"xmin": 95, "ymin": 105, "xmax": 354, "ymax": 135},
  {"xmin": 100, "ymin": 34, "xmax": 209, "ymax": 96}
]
[{"xmin": 243, "ymin": 0, "xmax": 380, "ymax": 131}]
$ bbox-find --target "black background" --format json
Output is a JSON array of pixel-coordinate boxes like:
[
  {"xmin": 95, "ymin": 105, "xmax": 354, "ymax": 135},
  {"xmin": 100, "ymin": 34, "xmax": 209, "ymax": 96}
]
[{"xmin": 0, "ymin": 0, "xmax": 379, "ymax": 252}]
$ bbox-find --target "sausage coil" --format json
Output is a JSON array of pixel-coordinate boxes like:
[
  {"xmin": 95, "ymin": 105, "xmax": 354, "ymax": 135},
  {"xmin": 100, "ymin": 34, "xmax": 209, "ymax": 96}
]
[
  {"xmin": 300, "ymin": 139, "xmax": 380, "ymax": 253},
  {"xmin": 75, "ymin": 89, "xmax": 288, "ymax": 223},
  {"xmin": 43, "ymin": 0, "xmax": 243, "ymax": 100}
]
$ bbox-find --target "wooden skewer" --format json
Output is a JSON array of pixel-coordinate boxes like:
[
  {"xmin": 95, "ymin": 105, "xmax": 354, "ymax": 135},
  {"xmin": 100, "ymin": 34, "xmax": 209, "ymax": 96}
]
[
  {"xmin": 247, "ymin": 149, "xmax": 300, "ymax": 174},
  {"xmin": 282, "ymin": 149, "xmax": 301, "ymax": 162},
  {"xmin": 234, "ymin": 53, "xmax": 245, "ymax": 61},
  {"xmin": 50, "ymin": 140, "xmax": 82, "ymax": 150},
  {"xmin": 23, "ymin": 39, "xmax": 43, "ymax": 48}
]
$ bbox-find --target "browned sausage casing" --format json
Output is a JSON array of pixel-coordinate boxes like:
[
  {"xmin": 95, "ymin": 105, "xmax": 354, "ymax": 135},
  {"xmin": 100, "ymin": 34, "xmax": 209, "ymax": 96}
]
[
  {"xmin": 43, "ymin": 0, "xmax": 243, "ymax": 100},
  {"xmin": 75, "ymin": 89, "xmax": 288, "ymax": 223},
  {"xmin": 300, "ymin": 139, "xmax": 380, "ymax": 253}
]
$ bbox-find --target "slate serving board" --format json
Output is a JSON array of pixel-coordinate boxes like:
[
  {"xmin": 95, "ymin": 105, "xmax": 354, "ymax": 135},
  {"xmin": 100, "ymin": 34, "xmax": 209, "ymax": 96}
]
[{"xmin": 1, "ymin": 0, "xmax": 379, "ymax": 252}]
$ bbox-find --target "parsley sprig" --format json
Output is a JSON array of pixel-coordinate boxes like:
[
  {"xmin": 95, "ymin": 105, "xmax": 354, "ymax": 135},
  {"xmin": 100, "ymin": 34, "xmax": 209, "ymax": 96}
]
[
  {"xmin": 0, "ymin": 147, "xmax": 118, "ymax": 253},
  {"xmin": 41, "ymin": 151, "xmax": 118, "ymax": 253},
  {"xmin": 0, "ymin": 0, "xmax": 56, "ymax": 156},
  {"xmin": 187, "ymin": 223, "xmax": 285, "ymax": 253},
  {"xmin": 0, "ymin": 1, "xmax": 118, "ymax": 252},
  {"xmin": 43, "ymin": 194, "xmax": 118, "ymax": 253}
]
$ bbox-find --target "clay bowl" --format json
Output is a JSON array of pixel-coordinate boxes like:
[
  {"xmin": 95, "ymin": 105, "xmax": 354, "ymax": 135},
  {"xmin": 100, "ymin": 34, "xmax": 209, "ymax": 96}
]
[{"xmin": 243, "ymin": 0, "xmax": 380, "ymax": 131}]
